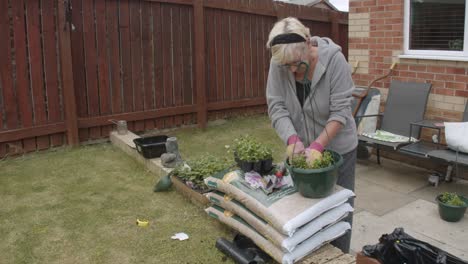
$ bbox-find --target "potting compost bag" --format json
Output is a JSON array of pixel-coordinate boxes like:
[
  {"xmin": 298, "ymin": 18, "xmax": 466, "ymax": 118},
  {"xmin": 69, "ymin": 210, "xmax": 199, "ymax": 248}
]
[
  {"xmin": 357, "ymin": 94, "xmax": 380, "ymax": 135},
  {"xmin": 362, "ymin": 227, "xmax": 468, "ymax": 264},
  {"xmin": 204, "ymin": 170, "xmax": 355, "ymax": 236},
  {"xmin": 205, "ymin": 191, "xmax": 353, "ymax": 252},
  {"xmin": 206, "ymin": 205, "xmax": 351, "ymax": 264}
]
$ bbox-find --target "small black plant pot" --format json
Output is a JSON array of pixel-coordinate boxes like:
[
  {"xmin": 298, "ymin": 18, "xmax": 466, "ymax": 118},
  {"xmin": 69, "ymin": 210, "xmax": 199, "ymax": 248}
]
[
  {"xmin": 238, "ymin": 160, "xmax": 254, "ymax": 173},
  {"xmin": 436, "ymin": 194, "xmax": 467, "ymax": 222},
  {"xmin": 253, "ymin": 161, "xmax": 262, "ymax": 173},
  {"xmin": 262, "ymin": 158, "xmax": 273, "ymax": 173}
]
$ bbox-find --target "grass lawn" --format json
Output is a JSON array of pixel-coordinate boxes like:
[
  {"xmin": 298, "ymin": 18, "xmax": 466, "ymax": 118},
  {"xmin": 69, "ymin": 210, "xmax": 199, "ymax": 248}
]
[
  {"xmin": 0, "ymin": 114, "xmax": 284, "ymax": 264},
  {"xmin": 172, "ymin": 114, "xmax": 284, "ymax": 162}
]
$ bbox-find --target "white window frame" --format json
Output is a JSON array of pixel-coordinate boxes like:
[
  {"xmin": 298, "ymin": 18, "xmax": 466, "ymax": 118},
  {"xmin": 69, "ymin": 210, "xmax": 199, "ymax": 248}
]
[{"xmin": 402, "ymin": 0, "xmax": 468, "ymax": 60}]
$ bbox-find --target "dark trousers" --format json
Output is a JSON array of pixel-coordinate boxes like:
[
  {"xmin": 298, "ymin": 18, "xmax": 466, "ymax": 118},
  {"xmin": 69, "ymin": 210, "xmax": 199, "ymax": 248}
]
[{"xmin": 330, "ymin": 148, "xmax": 356, "ymax": 254}]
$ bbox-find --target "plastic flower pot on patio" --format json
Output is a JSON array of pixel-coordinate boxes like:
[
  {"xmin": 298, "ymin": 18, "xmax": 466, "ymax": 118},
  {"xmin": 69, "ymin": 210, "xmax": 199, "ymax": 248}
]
[
  {"xmin": 436, "ymin": 194, "xmax": 467, "ymax": 222},
  {"xmin": 285, "ymin": 150, "xmax": 343, "ymax": 198}
]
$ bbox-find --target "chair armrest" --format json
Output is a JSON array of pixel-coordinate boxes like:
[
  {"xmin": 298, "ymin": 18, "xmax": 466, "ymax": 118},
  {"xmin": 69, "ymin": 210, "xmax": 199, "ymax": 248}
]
[{"xmin": 355, "ymin": 113, "xmax": 384, "ymax": 119}]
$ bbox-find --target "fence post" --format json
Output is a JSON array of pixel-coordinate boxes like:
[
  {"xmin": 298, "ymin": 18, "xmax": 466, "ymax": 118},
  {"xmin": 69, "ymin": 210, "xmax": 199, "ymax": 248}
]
[
  {"xmin": 193, "ymin": 0, "xmax": 207, "ymax": 129},
  {"xmin": 330, "ymin": 11, "xmax": 340, "ymax": 46},
  {"xmin": 57, "ymin": 0, "xmax": 79, "ymax": 146}
]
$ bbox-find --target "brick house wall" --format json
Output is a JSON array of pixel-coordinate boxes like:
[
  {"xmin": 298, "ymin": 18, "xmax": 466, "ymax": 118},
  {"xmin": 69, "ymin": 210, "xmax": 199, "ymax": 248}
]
[
  {"xmin": 348, "ymin": 0, "xmax": 468, "ymax": 178},
  {"xmin": 348, "ymin": 0, "xmax": 467, "ymax": 144}
]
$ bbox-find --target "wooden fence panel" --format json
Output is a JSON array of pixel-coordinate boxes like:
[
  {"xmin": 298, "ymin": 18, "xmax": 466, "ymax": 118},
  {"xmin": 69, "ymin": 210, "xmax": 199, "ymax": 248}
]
[
  {"xmin": 12, "ymin": 0, "xmax": 35, "ymax": 152},
  {"xmin": 42, "ymin": 0, "xmax": 63, "ymax": 147},
  {"xmin": 181, "ymin": 6, "xmax": 193, "ymax": 106},
  {"xmin": 120, "ymin": 0, "xmax": 133, "ymax": 116},
  {"xmin": 161, "ymin": 4, "xmax": 174, "ymax": 127},
  {"xmin": 0, "ymin": 0, "xmax": 347, "ymax": 157},
  {"xmin": 0, "ymin": 0, "xmax": 67, "ymax": 155},
  {"xmin": 28, "ymin": 1, "xmax": 50, "ymax": 149},
  {"xmin": 205, "ymin": 8, "xmax": 216, "ymax": 103},
  {"xmin": 152, "ymin": 2, "xmax": 165, "ymax": 129},
  {"xmin": 0, "ymin": 1, "xmax": 17, "ymax": 131},
  {"xmin": 215, "ymin": 10, "xmax": 223, "ymax": 102},
  {"xmin": 172, "ymin": 5, "xmax": 183, "ymax": 126},
  {"xmin": 83, "ymin": 0, "xmax": 101, "ymax": 139},
  {"xmin": 129, "ymin": 1, "xmax": 144, "ymax": 131},
  {"xmin": 106, "ymin": 1, "xmax": 122, "ymax": 115},
  {"xmin": 71, "ymin": 0, "xmax": 87, "ymax": 119},
  {"xmin": 142, "ymin": 1, "xmax": 154, "ymax": 130},
  {"xmin": 222, "ymin": 12, "xmax": 232, "ymax": 102},
  {"xmin": 243, "ymin": 13, "xmax": 252, "ymax": 99}
]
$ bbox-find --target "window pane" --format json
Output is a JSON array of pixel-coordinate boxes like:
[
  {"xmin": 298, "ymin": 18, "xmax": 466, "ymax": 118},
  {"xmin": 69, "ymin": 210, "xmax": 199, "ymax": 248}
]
[{"xmin": 410, "ymin": 0, "xmax": 465, "ymax": 51}]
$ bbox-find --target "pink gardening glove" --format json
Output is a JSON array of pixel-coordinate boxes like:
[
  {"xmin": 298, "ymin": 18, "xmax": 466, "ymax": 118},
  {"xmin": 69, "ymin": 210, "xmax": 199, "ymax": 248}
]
[
  {"xmin": 305, "ymin": 141, "xmax": 324, "ymax": 165},
  {"xmin": 286, "ymin": 135, "xmax": 305, "ymax": 161}
]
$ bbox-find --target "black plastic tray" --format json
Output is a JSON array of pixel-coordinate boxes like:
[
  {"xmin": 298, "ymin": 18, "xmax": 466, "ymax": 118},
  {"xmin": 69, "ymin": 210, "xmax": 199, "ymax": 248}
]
[{"xmin": 133, "ymin": 135, "xmax": 168, "ymax": 159}]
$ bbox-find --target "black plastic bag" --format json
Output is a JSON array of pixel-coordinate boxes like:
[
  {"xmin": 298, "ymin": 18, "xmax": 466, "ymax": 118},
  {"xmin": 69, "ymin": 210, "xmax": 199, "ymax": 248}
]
[
  {"xmin": 215, "ymin": 234, "xmax": 271, "ymax": 264},
  {"xmin": 362, "ymin": 228, "xmax": 468, "ymax": 264}
]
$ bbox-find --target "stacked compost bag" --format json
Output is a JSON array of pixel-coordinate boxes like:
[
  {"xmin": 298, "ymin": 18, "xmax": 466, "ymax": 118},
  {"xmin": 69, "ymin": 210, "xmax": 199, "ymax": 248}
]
[{"xmin": 204, "ymin": 169, "xmax": 355, "ymax": 264}]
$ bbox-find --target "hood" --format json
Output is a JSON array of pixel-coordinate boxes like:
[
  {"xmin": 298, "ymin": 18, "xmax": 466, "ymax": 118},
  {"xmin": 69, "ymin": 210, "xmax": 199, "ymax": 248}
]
[
  {"xmin": 306, "ymin": 36, "xmax": 342, "ymax": 88},
  {"xmin": 313, "ymin": 36, "xmax": 342, "ymax": 68}
]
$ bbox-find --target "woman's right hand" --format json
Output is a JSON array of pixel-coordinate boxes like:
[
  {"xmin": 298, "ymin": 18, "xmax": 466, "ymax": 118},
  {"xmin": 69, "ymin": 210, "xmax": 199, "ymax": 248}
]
[{"xmin": 286, "ymin": 135, "xmax": 305, "ymax": 161}]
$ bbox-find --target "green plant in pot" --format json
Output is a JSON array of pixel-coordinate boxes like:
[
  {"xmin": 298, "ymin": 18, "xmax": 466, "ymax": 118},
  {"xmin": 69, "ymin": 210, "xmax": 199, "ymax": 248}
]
[
  {"xmin": 233, "ymin": 135, "xmax": 273, "ymax": 173},
  {"xmin": 285, "ymin": 150, "xmax": 343, "ymax": 198},
  {"xmin": 436, "ymin": 192, "xmax": 467, "ymax": 222},
  {"xmin": 259, "ymin": 145, "xmax": 273, "ymax": 173}
]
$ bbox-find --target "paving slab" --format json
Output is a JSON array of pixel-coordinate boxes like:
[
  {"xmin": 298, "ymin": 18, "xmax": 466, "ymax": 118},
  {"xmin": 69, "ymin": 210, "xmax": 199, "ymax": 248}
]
[
  {"xmin": 351, "ymin": 211, "xmax": 397, "ymax": 253},
  {"xmin": 382, "ymin": 199, "xmax": 468, "ymax": 257},
  {"xmin": 354, "ymin": 178, "xmax": 416, "ymax": 216},
  {"xmin": 351, "ymin": 210, "xmax": 468, "ymax": 261},
  {"xmin": 356, "ymin": 159, "xmax": 429, "ymax": 194},
  {"xmin": 410, "ymin": 179, "xmax": 468, "ymax": 204}
]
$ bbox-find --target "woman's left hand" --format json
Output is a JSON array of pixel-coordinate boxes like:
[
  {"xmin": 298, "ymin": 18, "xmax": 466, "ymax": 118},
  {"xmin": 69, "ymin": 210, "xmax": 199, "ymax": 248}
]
[
  {"xmin": 305, "ymin": 148, "xmax": 322, "ymax": 165},
  {"xmin": 305, "ymin": 141, "xmax": 324, "ymax": 165}
]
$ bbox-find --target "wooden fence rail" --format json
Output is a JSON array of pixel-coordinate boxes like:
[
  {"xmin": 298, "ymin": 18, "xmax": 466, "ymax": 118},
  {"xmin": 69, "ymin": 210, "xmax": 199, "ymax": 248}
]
[{"xmin": 0, "ymin": 0, "xmax": 348, "ymax": 157}]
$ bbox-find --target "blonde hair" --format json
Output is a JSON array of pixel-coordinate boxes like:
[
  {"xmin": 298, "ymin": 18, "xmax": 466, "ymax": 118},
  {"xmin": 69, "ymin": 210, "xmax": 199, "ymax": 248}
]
[{"xmin": 266, "ymin": 17, "xmax": 311, "ymax": 64}]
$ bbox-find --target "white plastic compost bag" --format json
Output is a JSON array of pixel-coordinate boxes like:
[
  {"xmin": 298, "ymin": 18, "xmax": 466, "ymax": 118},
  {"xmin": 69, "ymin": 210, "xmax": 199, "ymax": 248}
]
[
  {"xmin": 357, "ymin": 94, "xmax": 380, "ymax": 135},
  {"xmin": 444, "ymin": 122, "xmax": 468, "ymax": 154}
]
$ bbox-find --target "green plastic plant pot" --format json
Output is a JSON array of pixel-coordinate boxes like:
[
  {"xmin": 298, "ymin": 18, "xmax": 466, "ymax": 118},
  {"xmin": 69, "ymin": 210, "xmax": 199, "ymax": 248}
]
[
  {"xmin": 436, "ymin": 194, "xmax": 467, "ymax": 222},
  {"xmin": 285, "ymin": 150, "xmax": 344, "ymax": 198},
  {"xmin": 154, "ymin": 174, "xmax": 172, "ymax": 192}
]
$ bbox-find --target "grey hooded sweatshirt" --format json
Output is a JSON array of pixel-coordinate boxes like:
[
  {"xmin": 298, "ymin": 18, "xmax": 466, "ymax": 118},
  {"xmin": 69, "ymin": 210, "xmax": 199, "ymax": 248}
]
[{"xmin": 266, "ymin": 37, "xmax": 357, "ymax": 155}]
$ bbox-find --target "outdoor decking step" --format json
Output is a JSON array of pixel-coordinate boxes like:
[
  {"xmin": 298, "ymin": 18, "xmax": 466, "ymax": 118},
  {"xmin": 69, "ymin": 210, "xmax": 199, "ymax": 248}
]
[{"xmin": 299, "ymin": 244, "xmax": 355, "ymax": 264}]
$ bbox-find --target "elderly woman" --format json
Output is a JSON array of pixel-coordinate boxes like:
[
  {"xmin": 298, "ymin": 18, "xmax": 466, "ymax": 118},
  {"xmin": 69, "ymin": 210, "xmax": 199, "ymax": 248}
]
[{"xmin": 266, "ymin": 17, "xmax": 357, "ymax": 253}]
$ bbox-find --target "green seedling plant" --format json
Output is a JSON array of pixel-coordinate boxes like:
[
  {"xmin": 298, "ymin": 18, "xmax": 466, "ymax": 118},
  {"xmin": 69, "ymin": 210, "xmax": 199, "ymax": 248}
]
[
  {"xmin": 233, "ymin": 135, "xmax": 273, "ymax": 162},
  {"xmin": 259, "ymin": 145, "xmax": 273, "ymax": 160},
  {"xmin": 291, "ymin": 151, "xmax": 335, "ymax": 170},
  {"xmin": 173, "ymin": 155, "xmax": 231, "ymax": 187},
  {"xmin": 440, "ymin": 192, "xmax": 467, "ymax": 207}
]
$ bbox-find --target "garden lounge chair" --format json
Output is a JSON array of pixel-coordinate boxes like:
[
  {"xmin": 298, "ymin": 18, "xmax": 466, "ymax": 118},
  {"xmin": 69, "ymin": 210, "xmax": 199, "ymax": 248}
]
[
  {"xmin": 426, "ymin": 103, "xmax": 468, "ymax": 181},
  {"xmin": 357, "ymin": 80, "xmax": 432, "ymax": 164}
]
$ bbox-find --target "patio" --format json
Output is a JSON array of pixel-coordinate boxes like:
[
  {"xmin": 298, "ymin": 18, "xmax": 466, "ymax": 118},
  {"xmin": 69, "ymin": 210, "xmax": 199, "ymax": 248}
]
[{"xmin": 352, "ymin": 157, "xmax": 468, "ymax": 260}]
